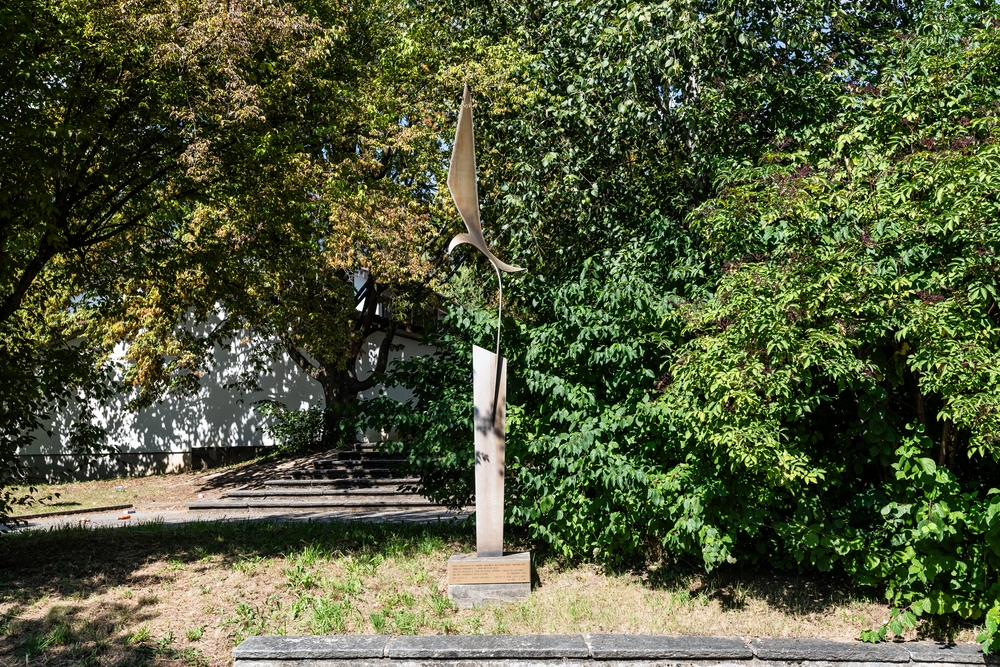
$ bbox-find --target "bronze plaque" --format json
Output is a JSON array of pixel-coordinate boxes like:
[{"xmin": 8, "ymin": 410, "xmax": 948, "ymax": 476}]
[{"xmin": 448, "ymin": 559, "xmax": 531, "ymax": 585}]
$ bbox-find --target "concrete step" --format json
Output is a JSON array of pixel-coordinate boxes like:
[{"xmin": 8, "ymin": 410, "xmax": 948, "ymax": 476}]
[
  {"xmin": 330, "ymin": 450, "xmax": 400, "ymax": 461},
  {"xmin": 188, "ymin": 498, "xmax": 438, "ymax": 511},
  {"xmin": 281, "ymin": 469, "xmax": 404, "ymax": 480},
  {"xmin": 222, "ymin": 488, "xmax": 419, "ymax": 498},
  {"xmin": 312, "ymin": 459, "xmax": 406, "ymax": 470},
  {"xmin": 263, "ymin": 477, "xmax": 419, "ymax": 488}
]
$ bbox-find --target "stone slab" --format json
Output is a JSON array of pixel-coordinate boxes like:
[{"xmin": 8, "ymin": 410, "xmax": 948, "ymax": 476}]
[
  {"xmin": 233, "ymin": 635, "xmax": 389, "ymax": 660},
  {"xmin": 448, "ymin": 552, "xmax": 531, "ymax": 585},
  {"xmin": 388, "ymin": 635, "xmax": 589, "ymax": 659},
  {"xmin": 751, "ymin": 639, "xmax": 911, "ymax": 662},
  {"xmin": 236, "ymin": 662, "xmax": 591, "ymax": 667},
  {"xmin": 232, "ymin": 635, "xmax": 992, "ymax": 666},
  {"xmin": 908, "ymin": 643, "xmax": 991, "ymax": 664},
  {"xmin": 589, "ymin": 634, "xmax": 753, "ymax": 659},
  {"xmin": 447, "ymin": 583, "xmax": 531, "ymax": 609}
]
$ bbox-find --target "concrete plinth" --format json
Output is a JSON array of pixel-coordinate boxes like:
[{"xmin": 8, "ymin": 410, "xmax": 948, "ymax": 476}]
[{"xmin": 447, "ymin": 552, "xmax": 531, "ymax": 608}]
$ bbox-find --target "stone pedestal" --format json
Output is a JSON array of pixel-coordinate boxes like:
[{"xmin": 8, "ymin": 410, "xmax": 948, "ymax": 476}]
[{"xmin": 447, "ymin": 552, "xmax": 531, "ymax": 609}]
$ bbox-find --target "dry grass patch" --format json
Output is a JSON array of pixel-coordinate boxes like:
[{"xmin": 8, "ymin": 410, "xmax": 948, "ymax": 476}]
[
  {"xmin": 0, "ymin": 519, "xmax": 975, "ymax": 667},
  {"xmin": 6, "ymin": 474, "xmax": 214, "ymax": 517},
  {"xmin": 6, "ymin": 449, "xmax": 346, "ymax": 517}
]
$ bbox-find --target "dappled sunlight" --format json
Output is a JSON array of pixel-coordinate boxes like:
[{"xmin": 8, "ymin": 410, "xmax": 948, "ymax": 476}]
[{"xmin": 2, "ymin": 520, "xmax": 963, "ymax": 665}]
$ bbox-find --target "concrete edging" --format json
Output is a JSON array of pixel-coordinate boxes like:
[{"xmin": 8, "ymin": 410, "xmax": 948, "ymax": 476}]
[
  {"xmin": 233, "ymin": 635, "xmax": 994, "ymax": 666},
  {"xmin": 9, "ymin": 503, "xmax": 134, "ymax": 521}
]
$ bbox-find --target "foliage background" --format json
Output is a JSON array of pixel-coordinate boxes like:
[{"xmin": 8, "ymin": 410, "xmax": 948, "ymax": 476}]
[
  {"xmin": 5, "ymin": 0, "xmax": 1000, "ymax": 650},
  {"xmin": 364, "ymin": 0, "xmax": 1000, "ymax": 648}
]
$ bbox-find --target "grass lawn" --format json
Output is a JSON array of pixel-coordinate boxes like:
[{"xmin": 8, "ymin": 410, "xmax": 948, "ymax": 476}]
[
  {"xmin": 6, "ymin": 474, "xmax": 219, "ymax": 517},
  {"xmin": 5, "ymin": 449, "xmax": 333, "ymax": 517},
  {"xmin": 0, "ymin": 518, "xmax": 973, "ymax": 667}
]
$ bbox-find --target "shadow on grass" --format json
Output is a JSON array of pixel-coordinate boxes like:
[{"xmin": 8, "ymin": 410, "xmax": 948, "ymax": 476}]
[{"xmin": 0, "ymin": 518, "xmax": 476, "ymax": 665}]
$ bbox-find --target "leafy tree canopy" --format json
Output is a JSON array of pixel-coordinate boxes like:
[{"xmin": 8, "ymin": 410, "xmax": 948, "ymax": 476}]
[{"xmin": 366, "ymin": 0, "xmax": 1000, "ymax": 648}]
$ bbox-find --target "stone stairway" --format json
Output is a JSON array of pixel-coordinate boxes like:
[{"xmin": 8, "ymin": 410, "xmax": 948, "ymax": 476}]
[{"xmin": 187, "ymin": 444, "xmax": 446, "ymax": 513}]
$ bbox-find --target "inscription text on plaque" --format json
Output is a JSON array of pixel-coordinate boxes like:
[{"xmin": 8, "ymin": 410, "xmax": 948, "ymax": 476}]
[{"xmin": 448, "ymin": 557, "xmax": 530, "ymax": 585}]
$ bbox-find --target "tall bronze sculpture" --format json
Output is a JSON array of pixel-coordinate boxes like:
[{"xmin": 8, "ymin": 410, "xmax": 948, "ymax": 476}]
[{"xmin": 445, "ymin": 85, "xmax": 531, "ymax": 607}]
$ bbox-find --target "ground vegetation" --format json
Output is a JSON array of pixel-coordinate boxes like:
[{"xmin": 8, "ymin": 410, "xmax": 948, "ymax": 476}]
[
  {"xmin": 0, "ymin": 519, "xmax": 913, "ymax": 665},
  {"xmin": 364, "ymin": 0, "xmax": 1000, "ymax": 648}
]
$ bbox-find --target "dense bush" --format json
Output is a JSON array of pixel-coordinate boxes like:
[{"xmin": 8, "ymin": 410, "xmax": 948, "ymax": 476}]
[
  {"xmin": 366, "ymin": 0, "xmax": 1000, "ymax": 649},
  {"xmin": 255, "ymin": 401, "xmax": 325, "ymax": 454}
]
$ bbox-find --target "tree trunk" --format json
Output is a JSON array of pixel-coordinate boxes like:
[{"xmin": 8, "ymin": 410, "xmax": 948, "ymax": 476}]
[
  {"xmin": 315, "ymin": 320, "xmax": 399, "ymax": 449},
  {"xmin": 318, "ymin": 369, "xmax": 356, "ymax": 449},
  {"xmin": 938, "ymin": 418, "xmax": 952, "ymax": 467}
]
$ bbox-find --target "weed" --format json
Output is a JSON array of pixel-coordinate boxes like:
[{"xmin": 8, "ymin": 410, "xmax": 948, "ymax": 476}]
[
  {"xmin": 391, "ymin": 609, "xmax": 422, "ymax": 635},
  {"xmin": 370, "ymin": 611, "xmax": 387, "ymax": 633},
  {"xmin": 126, "ymin": 624, "xmax": 151, "ymax": 646},
  {"xmin": 20, "ymin": 632, "xmax": 54, "ymax": 659},
  {"xmin": 166, "ymin": 558, "xmax": 188, "ymax": 571},
  {"xmin": 493, "ymin": 606, "xmax": 508, "ymax": 634},
  {"xmin": 156, "ymin": 630, "xmax": 175, "ymax": 649},
  {"xmin": 330, "ymin": 573, "xmax": 362, "ymax": 597},
  {"xmin": 224, "ymin": 602, "xmax": 266, "ymax": 643},
  {"xmin": 430, "ymin": 592, "xmax": 454, "ymax": 616},
  {"xmin": 383, "ymin": 535, "xmax": 408, "ymax": 559},
  {"xmin": 417, "ymin": 533, "xmax": 446, "ymax": 555},
  {"xmin": 0, "ymin": 607, "xmax": 20, "ymax": 635},
  {"xmin": 185, "ymin": 625, "xmax": 205, "ymax": 641},
  {"xmin": 289, "ymin": 595, "xmax": 311, "ymax": 621},
  {"xmin": 295, "ymin": 543, "xmax": 328, "ymax": 567},
  {"xmin": 670, "ymin": 590, "xmax": 692, "ymax": 606},
  {"xmin": 47, "ymin": 620, "xmax": 75, "ymax": 646},
  {"xmin": 284, "ymin": 563, "xmax": 316, "ymax": 589},
  {"xmin": 171, "ymin": 646, "xmax": 211, "ymax": 667},
  {"xmin": 310, "ymin": 596, "xmax": 349, "ymax": 633},
  {"xmin": 380, "ymin": 590, "xmax": 415, "ymax": 608},
  {"xmin": 232, "ymin": 554, "xmax": 266, "ymax": 574},
  {"xmin": 344, "ymin": 553, "xmax": 382, "ymax": 577}
]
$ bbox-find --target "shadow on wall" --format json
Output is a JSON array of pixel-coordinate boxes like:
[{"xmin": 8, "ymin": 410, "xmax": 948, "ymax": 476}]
[
  {"xmin": 21, "ymin": 335, "xmax": 323, "ymax": 482},
  {"xmin": 357, "ymin": 331, "xmax": 437, "ymax": 442},
  {"xmin": 19, "ymin": 447, "xmax": 274, "ymax": 483},
  {"xmin": 20, "ymin": 330, "xmax": 436, "ymax": 482}
]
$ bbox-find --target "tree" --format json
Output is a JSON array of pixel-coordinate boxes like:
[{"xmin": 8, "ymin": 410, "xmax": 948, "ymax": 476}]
[
  {"xmin": 0, "ymin": 0, "xmax": 367, "ymax": 518},
  {"xmin": 671, "ymin": 4, "xmax": 1000, "ymax": 641},
  {"xmin": 366, "ymin": 0, "xmax": 1000, "ymax": 647},
  {"xmin": 65, "ymin": 0, "xmax": 536, "ymax": 448}
]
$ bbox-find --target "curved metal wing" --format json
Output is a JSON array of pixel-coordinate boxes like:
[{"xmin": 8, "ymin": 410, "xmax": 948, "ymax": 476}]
[{"xmin": 447, "ymin": 85, "xmax": 525, "ymax": 274}]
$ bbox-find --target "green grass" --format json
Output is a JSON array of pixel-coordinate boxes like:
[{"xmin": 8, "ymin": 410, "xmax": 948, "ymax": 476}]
[{"xmin": 0, "ymin": 518, "xmax": 970, "ymax": 666}]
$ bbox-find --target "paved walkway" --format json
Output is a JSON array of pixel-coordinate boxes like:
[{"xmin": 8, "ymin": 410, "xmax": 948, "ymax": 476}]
[{"xmin": 9, "ymin": 504, "xmax": 471, "ymax": 532}]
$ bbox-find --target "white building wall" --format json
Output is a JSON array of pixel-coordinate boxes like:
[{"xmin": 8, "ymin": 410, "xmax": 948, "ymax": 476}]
[{"xmin": 20, "ymin": 330, "xmax": 434, "ymax": 480}]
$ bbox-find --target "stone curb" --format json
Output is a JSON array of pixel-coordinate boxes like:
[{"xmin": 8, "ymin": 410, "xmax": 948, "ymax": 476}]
[
  {"xmin": 8, "ymin": 503, "xmax": 134, "ymax": 521},
  {"xmin": 234, "ymin": 635, "xmax": 995, "ymax": 665}
]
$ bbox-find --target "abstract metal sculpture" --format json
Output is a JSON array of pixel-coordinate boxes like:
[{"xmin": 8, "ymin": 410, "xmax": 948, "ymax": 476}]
[{"xmin": 447, "ymin": 84, "xmax": 524, "ymax": 559}]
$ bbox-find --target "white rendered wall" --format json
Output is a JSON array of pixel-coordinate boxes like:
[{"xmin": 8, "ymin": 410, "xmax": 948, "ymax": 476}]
[{"xmin": 20, "ymin": 330, "xmax": 434, "ymax": 478}]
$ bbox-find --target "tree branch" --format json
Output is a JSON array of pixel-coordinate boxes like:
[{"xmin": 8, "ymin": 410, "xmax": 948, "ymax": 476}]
[
  {"xmin": 282, "ymin": 337, "xmax": 320, "ymax": 379},
  {"xmin": 348, "ymin": 319, "xmax": 398, "ymax": 393},
  {"xmin": 0, "ymin": 240, "xmax": 55, "ymax": 324}
]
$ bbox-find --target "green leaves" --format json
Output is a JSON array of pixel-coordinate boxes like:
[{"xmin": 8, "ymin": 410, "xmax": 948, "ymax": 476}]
[{"xmin": 373, "ymin": 0, "xmax": 1000, "ymax": 649}]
